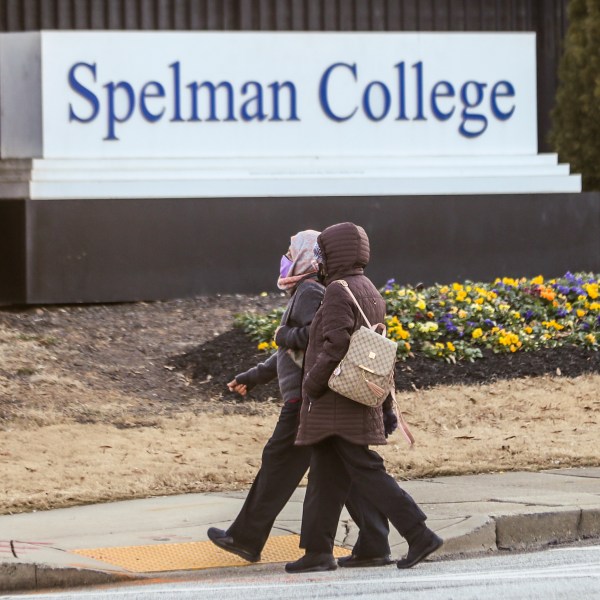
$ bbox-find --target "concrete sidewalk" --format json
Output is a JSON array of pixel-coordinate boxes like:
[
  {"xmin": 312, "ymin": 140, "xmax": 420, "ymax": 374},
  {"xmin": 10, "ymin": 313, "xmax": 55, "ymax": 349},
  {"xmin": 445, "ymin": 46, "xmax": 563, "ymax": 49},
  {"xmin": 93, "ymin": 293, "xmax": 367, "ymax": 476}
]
[{"xmin": 1, "ymin": 467, "xmax": 599, "ymax": 593}]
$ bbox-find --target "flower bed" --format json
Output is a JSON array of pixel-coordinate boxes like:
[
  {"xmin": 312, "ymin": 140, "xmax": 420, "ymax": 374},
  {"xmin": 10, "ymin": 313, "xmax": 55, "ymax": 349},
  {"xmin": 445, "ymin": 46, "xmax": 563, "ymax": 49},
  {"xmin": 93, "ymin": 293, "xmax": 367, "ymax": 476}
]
[{"xmin": 235, "ymin": 272, "xmax": 600, "ymax": 363}]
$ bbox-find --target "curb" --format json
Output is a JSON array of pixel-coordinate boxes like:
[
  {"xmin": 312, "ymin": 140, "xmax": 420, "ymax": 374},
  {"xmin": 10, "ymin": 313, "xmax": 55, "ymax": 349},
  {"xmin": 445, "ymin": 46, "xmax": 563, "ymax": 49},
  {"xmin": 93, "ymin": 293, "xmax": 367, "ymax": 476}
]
[
  {"xmin": 1, "ymin": 508, "xmax": 599, "ymax": 594},
  {"xmin": 0, "ymin": 563, "xmax": 136, "ymax": 594}
]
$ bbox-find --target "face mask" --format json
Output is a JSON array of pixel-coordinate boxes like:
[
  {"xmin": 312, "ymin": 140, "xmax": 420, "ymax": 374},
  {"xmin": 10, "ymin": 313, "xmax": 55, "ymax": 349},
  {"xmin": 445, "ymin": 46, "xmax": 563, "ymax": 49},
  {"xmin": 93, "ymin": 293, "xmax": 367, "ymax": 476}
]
[{"xmin": 280, "ymin": 254, "xmax": 293, "ymax": 279}]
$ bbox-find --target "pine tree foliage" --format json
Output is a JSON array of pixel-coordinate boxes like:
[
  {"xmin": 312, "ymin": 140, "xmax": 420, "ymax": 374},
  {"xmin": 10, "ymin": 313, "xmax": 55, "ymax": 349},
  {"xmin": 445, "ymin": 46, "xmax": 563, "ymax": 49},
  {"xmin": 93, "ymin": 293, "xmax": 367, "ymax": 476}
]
[{"xmin": 550, "ymin": 0, "xmax": 600, "ymax": 190}]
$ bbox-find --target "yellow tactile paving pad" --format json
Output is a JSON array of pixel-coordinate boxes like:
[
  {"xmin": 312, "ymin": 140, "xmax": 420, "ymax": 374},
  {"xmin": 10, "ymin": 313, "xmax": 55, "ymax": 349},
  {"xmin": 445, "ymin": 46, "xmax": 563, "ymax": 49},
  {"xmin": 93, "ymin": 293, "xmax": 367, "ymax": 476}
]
[{"xmin": 73, "ymin": 535, "xmax": 351, "ymax": 573}]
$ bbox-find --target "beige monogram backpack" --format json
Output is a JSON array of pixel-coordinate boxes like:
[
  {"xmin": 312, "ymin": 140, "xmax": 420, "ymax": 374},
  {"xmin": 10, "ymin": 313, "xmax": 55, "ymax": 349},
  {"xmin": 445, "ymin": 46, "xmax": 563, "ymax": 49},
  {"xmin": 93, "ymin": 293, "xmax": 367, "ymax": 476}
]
[{"xmin": 327, "ymin": 280, "xmax": 398, "ymax": 407}]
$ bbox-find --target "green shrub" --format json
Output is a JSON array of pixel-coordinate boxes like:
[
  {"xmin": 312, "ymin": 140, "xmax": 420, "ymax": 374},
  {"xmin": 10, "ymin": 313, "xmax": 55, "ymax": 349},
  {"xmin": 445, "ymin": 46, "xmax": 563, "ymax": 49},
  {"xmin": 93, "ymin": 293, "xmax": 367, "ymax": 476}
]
[{"xmin": 550, "ymin": 0, "xmax": 600, "ymax": 190}]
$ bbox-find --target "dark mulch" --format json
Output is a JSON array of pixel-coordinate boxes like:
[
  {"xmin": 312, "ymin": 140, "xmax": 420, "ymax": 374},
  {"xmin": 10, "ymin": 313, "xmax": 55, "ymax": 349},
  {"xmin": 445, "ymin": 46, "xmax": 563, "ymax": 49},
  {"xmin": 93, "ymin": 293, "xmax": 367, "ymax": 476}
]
[{"xmin": 168, "ymin": 328, "xmax": 600, "ymax": 402}]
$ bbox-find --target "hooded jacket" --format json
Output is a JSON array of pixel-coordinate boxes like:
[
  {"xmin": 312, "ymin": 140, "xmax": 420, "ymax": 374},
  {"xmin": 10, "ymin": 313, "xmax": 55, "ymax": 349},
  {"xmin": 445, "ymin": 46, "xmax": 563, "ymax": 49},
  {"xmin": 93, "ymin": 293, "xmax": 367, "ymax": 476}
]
[{"xmin": 295, "ymin": 222, "xmax": 389, "ymax": 446}]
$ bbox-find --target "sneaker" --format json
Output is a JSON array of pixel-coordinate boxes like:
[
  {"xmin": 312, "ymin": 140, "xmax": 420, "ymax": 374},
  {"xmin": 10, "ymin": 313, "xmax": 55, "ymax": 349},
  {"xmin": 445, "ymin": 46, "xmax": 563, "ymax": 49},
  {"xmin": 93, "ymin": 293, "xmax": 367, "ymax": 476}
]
[
  {"xmin": 397, "ymin": 528, "xmax": 443, "ymax": 569},
  {"xmin": 285, "ymin": 552, "xmax": 337, "ymax": 573},
  {"xmin": 207, "ymin": 527, "xmax": 261, "ymax": 563},
  {"xmin": 338, "ymin": 554, "xmax": 394, "ymax": 568}
]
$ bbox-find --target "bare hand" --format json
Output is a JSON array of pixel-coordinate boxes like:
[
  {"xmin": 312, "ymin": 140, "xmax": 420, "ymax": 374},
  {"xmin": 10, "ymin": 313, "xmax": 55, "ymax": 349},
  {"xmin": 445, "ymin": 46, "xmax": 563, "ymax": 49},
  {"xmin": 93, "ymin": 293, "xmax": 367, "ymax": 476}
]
[{"xmin": 227, "ymin": 378, "xmax": 248, "ymax": 396}]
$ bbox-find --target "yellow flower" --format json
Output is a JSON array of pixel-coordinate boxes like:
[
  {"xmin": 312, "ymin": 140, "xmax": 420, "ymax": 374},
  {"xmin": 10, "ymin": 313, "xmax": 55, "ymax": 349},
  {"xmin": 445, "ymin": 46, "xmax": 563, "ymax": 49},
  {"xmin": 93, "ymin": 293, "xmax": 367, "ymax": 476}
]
[
  {"xmin": 404, "ymin": 342, "xmax": 411, "ymax": 350},
  {"xmin": 446, "ymin": 342, "xmax": 456, "ymax": 352},
  {"xmin": 440, "ymin": 286, "xmax": 450, "ymax": 294},
  {"xmin": 577, "ymin": 309, "xmax": 586, "ymax": 318},
  {"xmin": 584, "ymin": 283, "xmax": 599, "ymax": 300},
  {"xmin": 452, "ymin": 283, "xmax": 463, "ymax": 291},
  {"xmin": 456, "ymin": 290, "xmax": 467, "ymax": 301},
  {"xmin": 531, "ymin": 275, "xmax": 544, "ymax": 285},
  {"xmin": 392, "ymin": 326, "xmax": 410, "ymax": 340},
  {"xmin": 415, "ymin": 299, "xmax": 426, "ymax": 310},
  {"xmin": 257, "ymin": 341, "xmax": 269, "ymax": 351},
  {"xmin": 589, "ymin": 302, "xmax": 600, "ymax": 311},
  {"xmin": 498, "ymin": 332, "xmax": 520, "ymax": 347},
  {"xmin": 502, "ymin": 277, "xmax": 518, "ymax": 287},
  {"xmin": 585, "ymin": 334, "xmax": 597, "ymax": 344},
  {"xmin": 418, "ymin": 321, "xmax": 439, "ymax": 333},
  {"xmin": 542, "ymin": 320, "xmax": 564, "ymax": 330},
  {"xmin": 472, "ymin": 328, "xmax": 483, "ymax": 339},
  {"xmin": 271, "ymin": 340, "xmax": 278, "ymax": 349},
  {"xmin": 475, "ymin": 297, "xmax": 484, "ymax": 305},
  {"xmin": 524, "ymin": 326, "xmax": 533, "ymax": 334},
  {"xmin": 458, "ymin": 309, "xmax": 467, "ymax": 319},
  {"xmin": 260, "ymin": 292, "xmax": 268, "ymax": 297}
]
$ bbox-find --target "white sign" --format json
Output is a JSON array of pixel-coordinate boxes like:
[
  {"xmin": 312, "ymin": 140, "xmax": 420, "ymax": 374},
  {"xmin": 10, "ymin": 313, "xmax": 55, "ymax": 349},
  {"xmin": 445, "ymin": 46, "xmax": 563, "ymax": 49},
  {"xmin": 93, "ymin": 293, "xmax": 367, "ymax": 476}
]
[
  {"xmin": 1, "ymin": 31, "xmax": 537, "ymax": 159},
  {"xmin": 0, "ymin": 31, "xmax": 581, "ymax": 197}
]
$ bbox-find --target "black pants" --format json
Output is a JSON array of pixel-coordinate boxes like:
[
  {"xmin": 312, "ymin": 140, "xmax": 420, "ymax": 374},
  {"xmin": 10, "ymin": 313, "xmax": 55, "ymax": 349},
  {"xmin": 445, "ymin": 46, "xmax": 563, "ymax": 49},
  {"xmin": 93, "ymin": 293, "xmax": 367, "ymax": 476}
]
[
  {"xmin": 300, "ymin": 436, "xmax": 427, "ymax": 554},
  {"xmin": 227, "ymin": 400, "xmax": 390, "ymax": 557}
]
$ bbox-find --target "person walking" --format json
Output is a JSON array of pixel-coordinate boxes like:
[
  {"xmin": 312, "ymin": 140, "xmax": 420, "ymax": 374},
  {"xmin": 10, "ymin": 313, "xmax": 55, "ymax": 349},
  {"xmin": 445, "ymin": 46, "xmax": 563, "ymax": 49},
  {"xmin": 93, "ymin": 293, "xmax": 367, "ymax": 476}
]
[
  {"xmin": 285, "ymin": 222, "xmax": 443, "ymax": 574},
  {"xmin": 207, "ymin": 229, "xmax": 394, "ymax": 568}
]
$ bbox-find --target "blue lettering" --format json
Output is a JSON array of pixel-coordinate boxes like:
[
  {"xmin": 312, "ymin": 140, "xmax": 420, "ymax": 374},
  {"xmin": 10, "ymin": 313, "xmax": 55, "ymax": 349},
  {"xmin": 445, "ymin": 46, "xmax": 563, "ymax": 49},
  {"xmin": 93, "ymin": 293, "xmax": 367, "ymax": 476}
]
[
  {"xmin": 240, "ymin": 81, "xmax": 267, "ymax": 121},
  {"xmin": 412, "ymin": 62, "xmax": 426, "ymax": 121},
  {"xmin": 430, "ymin": 81, "xmax": 455, "ymax": 121},
  {"xmin": 268, "ymin": 81, "xmax": 299, "ymax": 122},
  {"xmin": 140, "ymin": 81, "xmax": 166, "ymax": 122},
  {"xmin": 459, "ymin": 81, "xmax": 488, "ymax": 138},
  {"xmin": 169, "ymin": 62, "xmax": 183, "ymax": 122},
  {"xmin": 394, "ymin": 62, "xmax": 408, "ymax": 121},
  {"xmin": 68, "ymin": 62, "xmax": 99, "ymax": 123},
  {"xmin": 491, "ymin": 81, "xmax": 516, "ymax": 120},
  {"xmin": 319, "ymin": 62, "xmax": 358, "ymax": 122},
  {"xmin": 104, "ymin": 81, "xmax": 135, "ymax": 141},
  {"xmin": 187, "ymin": 81, "xmax": 236, "ymax": 122},
  {"xmin": 362, "ymin": 81, "xmax": 391, "ymax": 122}
]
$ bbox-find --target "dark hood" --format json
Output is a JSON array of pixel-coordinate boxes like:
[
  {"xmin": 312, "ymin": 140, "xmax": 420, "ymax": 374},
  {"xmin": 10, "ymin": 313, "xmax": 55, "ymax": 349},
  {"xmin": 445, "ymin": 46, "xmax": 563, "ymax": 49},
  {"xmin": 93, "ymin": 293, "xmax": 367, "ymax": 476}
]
[{"xmin": 318, "ymin": 222, "xmax": 370, "ymax": 284}]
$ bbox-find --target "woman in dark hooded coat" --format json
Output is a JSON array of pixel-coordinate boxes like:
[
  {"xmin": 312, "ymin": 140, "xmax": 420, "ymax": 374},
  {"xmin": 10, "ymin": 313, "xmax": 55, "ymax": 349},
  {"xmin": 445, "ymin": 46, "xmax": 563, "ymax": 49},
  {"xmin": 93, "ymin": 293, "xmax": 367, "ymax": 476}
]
[
  {"xmin": 286, "ymin": 222, "xmax": 442, "ymax": 574},
  {"xmin": 207, "ymin": 229, "xmax": 392, "ymax": 567}
]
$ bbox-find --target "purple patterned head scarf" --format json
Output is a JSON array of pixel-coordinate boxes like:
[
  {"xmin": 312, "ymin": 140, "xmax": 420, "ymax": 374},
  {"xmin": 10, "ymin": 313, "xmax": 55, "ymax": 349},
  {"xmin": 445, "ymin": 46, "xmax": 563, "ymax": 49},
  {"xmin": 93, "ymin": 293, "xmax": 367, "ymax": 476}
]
[{"xmin": 277, "ymin": 230, "xmax": 320, "ymax": 292}]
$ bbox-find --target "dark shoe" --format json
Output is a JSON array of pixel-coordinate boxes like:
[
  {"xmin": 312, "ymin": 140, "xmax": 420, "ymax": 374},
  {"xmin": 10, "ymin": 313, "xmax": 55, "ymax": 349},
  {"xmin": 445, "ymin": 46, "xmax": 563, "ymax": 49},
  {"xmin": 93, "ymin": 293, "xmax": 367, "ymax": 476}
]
[
  {"xmin": 285, "ymin": 552, "xmax": 337, "ymax": 573},
  {"xmin": 207, "ymin": 527, "xmax": 260, "ymax": 563},
  {"xmin": 397, "ymin": 528, "xmax": 443, "ymax": 569},
  {"xmin": 338, "ymin": 554, "xmax": 394, "ymax": 568}
]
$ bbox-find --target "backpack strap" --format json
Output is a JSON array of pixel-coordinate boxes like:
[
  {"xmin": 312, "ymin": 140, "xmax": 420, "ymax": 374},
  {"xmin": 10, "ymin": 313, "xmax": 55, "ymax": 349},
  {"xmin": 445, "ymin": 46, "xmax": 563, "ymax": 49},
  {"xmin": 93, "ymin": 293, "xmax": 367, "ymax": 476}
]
[{"xmin": 335, "ymin": 279, "xmax": 378, "ymax": 331}]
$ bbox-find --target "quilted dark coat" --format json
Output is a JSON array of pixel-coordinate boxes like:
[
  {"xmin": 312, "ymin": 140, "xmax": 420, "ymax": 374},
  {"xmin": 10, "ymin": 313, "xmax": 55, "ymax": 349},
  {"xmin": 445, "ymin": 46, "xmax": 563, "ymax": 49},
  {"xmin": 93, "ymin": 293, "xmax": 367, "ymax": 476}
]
[{"xmin": 296, "ymin": 222, "xmax": 390, "ymax": 446}]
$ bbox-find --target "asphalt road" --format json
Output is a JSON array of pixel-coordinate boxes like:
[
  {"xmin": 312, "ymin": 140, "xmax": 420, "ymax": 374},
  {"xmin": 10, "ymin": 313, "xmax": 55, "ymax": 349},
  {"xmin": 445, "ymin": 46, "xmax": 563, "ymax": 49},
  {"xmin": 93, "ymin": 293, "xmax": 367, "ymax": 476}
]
[{"xmin": 6, "ymin": 545, "xmax": 600, "ymax": 600}]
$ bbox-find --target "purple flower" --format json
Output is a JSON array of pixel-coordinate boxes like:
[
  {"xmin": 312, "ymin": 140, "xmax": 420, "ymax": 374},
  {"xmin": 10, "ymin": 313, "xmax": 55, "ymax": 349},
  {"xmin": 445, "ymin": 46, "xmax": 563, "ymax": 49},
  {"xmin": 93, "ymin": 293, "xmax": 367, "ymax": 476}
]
[
  {"xmin": 439, "ymin": 314, "xmax": 458, "ymax": 332},
  {"xmin": 484, "ymin": 319, "xmax": 495, "ymax": 328},
  {"xmin": 556, "ymin": 308, "xmax": 568, "ymax": 318},
  {"xmin": 524, "ymin": 310, "xmax": 535, "ymax": 321},
  {"xmin": 556, "ymin": 285, "xmax": 570, "ymax": 295},
  {"xmin": 581, "ymin": 323, "xmax": 590, "ymax": 331},
  {"xmin": 384, "ymin": 278, "xmax": 395, "ymax": 291}
]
